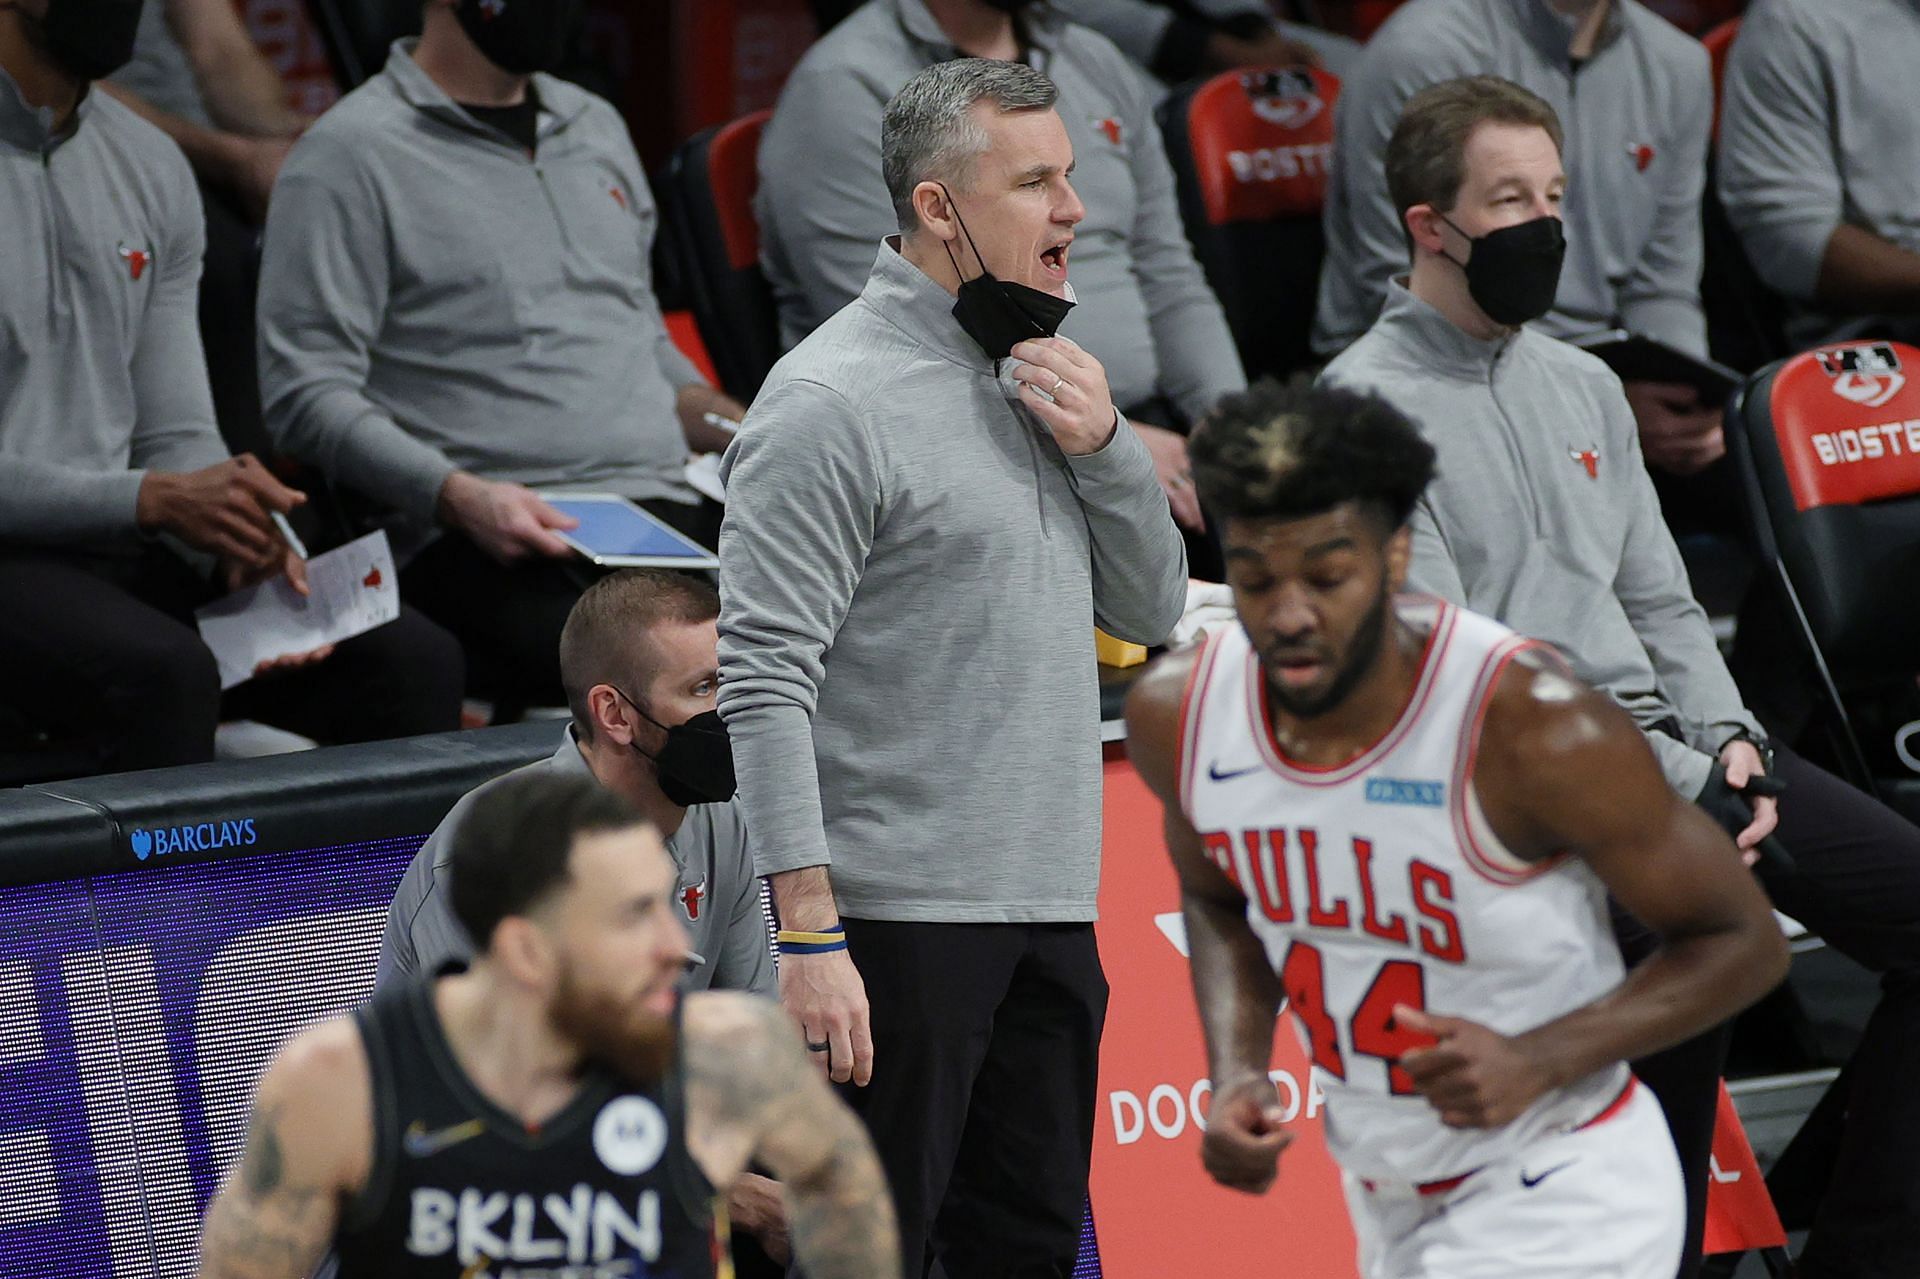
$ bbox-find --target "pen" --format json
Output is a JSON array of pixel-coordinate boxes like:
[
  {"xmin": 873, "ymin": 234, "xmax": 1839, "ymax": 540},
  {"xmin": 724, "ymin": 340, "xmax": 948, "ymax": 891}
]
[
  {"xmin": 270, "ymin": 510, "xmax": 310, "ymax": 561},
  {"xmin": 702, "ymin": 412, "xmax": 742, "ymax": 435}
]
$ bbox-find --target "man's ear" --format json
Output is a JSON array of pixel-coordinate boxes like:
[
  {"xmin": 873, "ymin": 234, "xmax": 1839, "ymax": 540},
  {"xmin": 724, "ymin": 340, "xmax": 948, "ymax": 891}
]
[
  {"xmin": 912, "ymin": 180, "xmax": 959, "ymax": 244},
  {"xmin": 1406, "ymin": 203, "xmax": 1450, "ymax": 257},
  {"xmin": 589, "ymin": 684, "xmax": 635, "ymax": 747},
  {"xmin": 492, "ymin": 916, "xmax": 559, "ymax": 990}
]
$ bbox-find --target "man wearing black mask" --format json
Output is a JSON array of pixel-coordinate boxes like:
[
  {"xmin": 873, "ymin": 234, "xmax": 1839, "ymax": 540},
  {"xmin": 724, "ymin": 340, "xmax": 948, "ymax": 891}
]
[
  {"xmin": 1321, "ymin": 76, "xmax": 1920, "ymax": 1279},
  {"xmin": 377, "ymin": 568, "xmax": 789, "ymax": 1266},
  {"xmin": 257, "ymin": 0, "xmax": 744, "ymax": 711}
]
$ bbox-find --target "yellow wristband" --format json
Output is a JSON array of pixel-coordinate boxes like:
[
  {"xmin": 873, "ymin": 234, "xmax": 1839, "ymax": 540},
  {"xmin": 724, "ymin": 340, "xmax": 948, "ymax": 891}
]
[{"xmin": 775, "ymin": 927, "xmax": 845, "ymax": 945}]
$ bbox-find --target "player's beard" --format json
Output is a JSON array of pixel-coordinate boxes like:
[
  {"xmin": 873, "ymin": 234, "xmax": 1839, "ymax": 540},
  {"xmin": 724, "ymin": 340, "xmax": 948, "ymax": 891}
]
[
  {"xmin": 1264, "ymin": 579, "xmax": 1392, "ymax": 720},
  {"xmin": 548, "ymin": 962, "xmax": 678, "ymax": 1087}
]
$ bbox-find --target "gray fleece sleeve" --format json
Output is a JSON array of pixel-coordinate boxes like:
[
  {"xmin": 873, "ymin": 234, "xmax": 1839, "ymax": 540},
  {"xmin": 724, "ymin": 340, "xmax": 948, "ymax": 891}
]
[
  {"xmin": 1069, "ymin": 411, "xmax": 1188, "ymax": 643},
  {"xmin": 1716, "ymin": 3, "xmax": 1839, "ymax": 303},
  {"xmin": 755, "ymin": 61, "xmax": 894, "ymax": 347},
  {"xmin": 1603, "ymin": 384, "xmax": 1761, "ymax": 752},
  {"xmin": 1111, "ymin": 47, "xmax": 1247, "ymax": 422},
  {"xmin": 258, "ymin": 132, "xmax": 458, "ymax": 521},
  {"xmin": 1617, "ymin": 47, "xmax": 1712, "ymax": 357},
  {"xmin": 0, "ymin": 152, "xmax": 225, "ymax": 543},
  {"xmin": 716, "ymin": 379, "xmax": 881, "ymax": 877}
]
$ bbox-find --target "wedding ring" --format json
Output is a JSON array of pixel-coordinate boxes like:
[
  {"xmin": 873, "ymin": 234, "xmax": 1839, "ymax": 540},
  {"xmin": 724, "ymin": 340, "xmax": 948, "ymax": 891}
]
[{"xmin": 806, "ymin": 1040, "xmax": 831, "ymax": 1053}]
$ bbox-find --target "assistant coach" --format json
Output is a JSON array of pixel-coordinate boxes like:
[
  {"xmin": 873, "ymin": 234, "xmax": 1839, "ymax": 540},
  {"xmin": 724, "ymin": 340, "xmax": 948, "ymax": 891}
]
[{"xmin": 717, "ymin": 58, "xmax": 1186, "ymax": 1279}]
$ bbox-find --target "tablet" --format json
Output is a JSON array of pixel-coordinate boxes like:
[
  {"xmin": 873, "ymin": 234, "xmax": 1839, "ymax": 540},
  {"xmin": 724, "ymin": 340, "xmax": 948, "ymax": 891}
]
[
  {"xmin": 540, "ymin": 494, "xmax": 718, "ymax": 569},
  {"xmin": 1568, "ymin": 329, "xmax": 1742, "ymax": 402}
]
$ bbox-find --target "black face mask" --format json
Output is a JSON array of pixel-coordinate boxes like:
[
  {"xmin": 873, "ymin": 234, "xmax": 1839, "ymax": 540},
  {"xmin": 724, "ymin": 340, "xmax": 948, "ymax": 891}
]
[
  {"xmin": 452, "ymin": 0, "xmax": 584, "ymax": 76},
  {"xmin": 977, "ymin": 0, "xmax": 1030, "ymax": 10},
  {"xmin": 616, "ymin": 691, "xmax": 737, "ymax": 808},
  {"xmin": 1438, "ymin": 212, "xmax": 1566, "ymax": 328},
  {"xmin": 939, "ymin": 183, "xmax": 1075, "ymax": 361},
  {"xmin": 30, "ymin": 0, "xmax": 145, "ymax": 82}
]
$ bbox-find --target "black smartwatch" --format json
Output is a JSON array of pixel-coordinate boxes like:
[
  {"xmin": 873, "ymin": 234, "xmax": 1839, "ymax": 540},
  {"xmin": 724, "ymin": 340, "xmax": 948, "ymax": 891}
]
[{"xmin": 1721, "ymin": 728, "xmax": 1776, "ymax": 777}]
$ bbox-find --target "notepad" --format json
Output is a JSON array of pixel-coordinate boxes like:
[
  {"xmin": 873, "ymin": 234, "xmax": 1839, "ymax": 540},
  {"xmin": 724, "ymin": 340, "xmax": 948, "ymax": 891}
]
[{"xmin": 195, "ymin": 531, "xmax": 401, "ymax": 689}]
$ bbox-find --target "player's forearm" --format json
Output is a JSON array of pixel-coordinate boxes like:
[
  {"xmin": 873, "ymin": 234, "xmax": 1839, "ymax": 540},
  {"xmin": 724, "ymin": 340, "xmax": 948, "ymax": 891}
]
[
  {"xmin": 1184, "ymin": 891, "xmax": 1285, "ymax": 1086},
  {"xmin": 784, "ymin": 1112, "xmax": 900, "ymax": 1278},
  {"xmin": 1815, "ymin": 222, "xmax": 1920, "ymax": 314},
  {"xmin": 1512, "ymin": 921, "xmax": 1786, "ymax": 1092}
]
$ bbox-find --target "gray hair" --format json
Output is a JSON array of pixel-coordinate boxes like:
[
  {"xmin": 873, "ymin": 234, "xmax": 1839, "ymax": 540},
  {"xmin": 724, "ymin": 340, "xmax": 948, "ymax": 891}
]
[{"xmin": 881, "ymin": 59, "xmax": 1059, "ymax": 234}]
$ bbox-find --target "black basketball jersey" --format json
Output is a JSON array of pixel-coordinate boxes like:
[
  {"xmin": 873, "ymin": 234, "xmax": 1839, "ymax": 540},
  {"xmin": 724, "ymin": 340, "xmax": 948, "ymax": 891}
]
[{"xmin": 333, "ymin": 978, "xmax": 722, "ymax": 1279}]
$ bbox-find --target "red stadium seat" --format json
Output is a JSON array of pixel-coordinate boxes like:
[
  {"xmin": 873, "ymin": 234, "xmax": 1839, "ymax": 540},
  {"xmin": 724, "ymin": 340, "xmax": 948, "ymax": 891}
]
[
  {"xmin": 1727, "ymin": 340, "xmax": 1920, "ymax": 806},
  {"xmin": 655, "ymin": 110, "xmax": 781, "ymax": 401},
  {"xmin": 1158, "ymin": 66, "xmax": 1339, "ymax": 381}
]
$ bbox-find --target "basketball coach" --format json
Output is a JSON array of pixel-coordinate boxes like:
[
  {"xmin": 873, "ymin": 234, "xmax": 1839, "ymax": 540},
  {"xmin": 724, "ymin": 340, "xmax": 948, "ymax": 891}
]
[{"xmin": 716, "ymin": 57, "xmax": 1187, "ymax": 1279}]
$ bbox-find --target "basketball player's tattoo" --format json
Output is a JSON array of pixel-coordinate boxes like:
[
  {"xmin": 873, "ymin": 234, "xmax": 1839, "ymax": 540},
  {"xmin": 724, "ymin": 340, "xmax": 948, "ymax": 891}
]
[
  {"xmin": 685, "ymin": 997, "xmax": 898, "ymax": 1279},
  {"xmin": 241, "ymin": 1103, "xmax": 285, "ymax": 1196},
  {"xmin": 197, "ymin": 1103, "xmax": 333, "ymax": 1279}
]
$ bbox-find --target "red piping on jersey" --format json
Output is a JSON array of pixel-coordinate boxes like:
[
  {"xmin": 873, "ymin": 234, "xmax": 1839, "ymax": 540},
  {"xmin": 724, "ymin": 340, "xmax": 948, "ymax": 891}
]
[
  {"xmin": 1574, "ymin": 1075, "xmax": 1638, "ymax": 1132},
  {"xmin": 1359, "ymin": 1169, "xmax": 1476, "ymax": 1197},
  {"xmin": 1450, "ymin": 638, "xmax": 1564, "ymax": 888},
  {"xmin": 1176, "ymin": 628, "xmax": 1228, "ymax": 817},
  {"xmin": 1246, "ymin": 602, "xmax": 1457, "ymax": 787}
]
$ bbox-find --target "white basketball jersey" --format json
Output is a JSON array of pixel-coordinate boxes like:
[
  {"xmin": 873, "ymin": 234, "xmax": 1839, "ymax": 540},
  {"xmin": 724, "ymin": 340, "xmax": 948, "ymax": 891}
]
[{"xmin": 1179, "ymin": 599, "xmax": 1630, "ymax": 1183}]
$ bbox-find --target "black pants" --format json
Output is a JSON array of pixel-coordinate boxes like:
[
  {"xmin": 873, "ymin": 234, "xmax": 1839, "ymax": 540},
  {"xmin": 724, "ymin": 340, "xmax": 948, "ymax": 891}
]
[
  {"xmin": 400, "ymin": 498, "xmax": 719, "ymax": 707},
  {"xmin": 0, "ymin": 546, "xmax": 464, "ymax": 777},
  {"xmin": 1624, "ymin": 742, "xmax": 1920, "ymax": 1279},
  {"xmin": 836, "ymin": 919, "xmax": 1107, "ymax": 1279}
]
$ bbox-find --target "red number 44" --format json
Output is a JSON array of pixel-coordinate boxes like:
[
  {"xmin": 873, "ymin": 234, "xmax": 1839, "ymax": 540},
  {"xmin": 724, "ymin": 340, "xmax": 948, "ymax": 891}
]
[{"xmin": 1278, "ymin": 942, "xmax": 1435, "ymax": 1095}]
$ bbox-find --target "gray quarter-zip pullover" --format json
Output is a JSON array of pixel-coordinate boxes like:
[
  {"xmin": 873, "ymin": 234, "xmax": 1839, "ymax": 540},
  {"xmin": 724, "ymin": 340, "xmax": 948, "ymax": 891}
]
[
  {"xmin": 1312, "ymin": 0, "xmax": 1712, "ymax": 360},
  {"xmin": 755, "ymin": 0, "xmax": 1245, "ymax": 423},
  {"xmin": 717, "ymin": 241, "xmax": 1187, "ymax": 922},
  {"xmin": 376, "ymin": 732, "xmax": 776, "ymax": 998},
  {"xmin": 257, "ymin": 41, "xmax": 702, "ymax": 549},
  {"xmin": 1322, "ymin": 282, "xmax": 1759, "ymax": 796},
  {"xmin": 0, "ymin": 69, "xmax": 227, "ymax": 546}
]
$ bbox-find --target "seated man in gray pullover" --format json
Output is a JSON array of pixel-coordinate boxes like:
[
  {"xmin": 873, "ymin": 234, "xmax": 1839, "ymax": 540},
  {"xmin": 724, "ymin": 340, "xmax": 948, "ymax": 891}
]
[
  {"xmin": 258, "ymin": 0, "xmax": 743, "ymax": 707},
  {"xmin": 376, "ymin": 569, "xmax": 789, "ymax": 1265},
  {"xmin": 721, "ymin": 60, "xmax": 1186, "ymax": 1279},
  {"xmin": 1719, "ymin": 0, "xmax": 1920, "ymax": 347},
  {"xmin": 758, "ymin": 0, "xmax": 1247, "ymax": 544},
  {"xmin": 1313, "ymin": 0, "xmax": 1726, "ymax": 482},
  {"xmin": 1320, "ymin": 76, "xmax": 1920, "ymax": 1279},
  {"xmin": 0, "ymin": 0, "xmax": 460, "ymax": 777}
]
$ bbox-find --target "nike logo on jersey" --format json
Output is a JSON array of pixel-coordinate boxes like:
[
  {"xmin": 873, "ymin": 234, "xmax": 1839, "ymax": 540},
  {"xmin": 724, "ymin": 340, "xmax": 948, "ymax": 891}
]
[
  {"xmin": 1208, "ymin": 761, "xmax": 1260, "ymax": 782},
  {"xmin": 403, "ymin": 1118, "xmax": 486, "ymax": 1159},
  {"xmin": 1519, "ymin": 1159, "xmax": 1578, "ymax": 1189}
]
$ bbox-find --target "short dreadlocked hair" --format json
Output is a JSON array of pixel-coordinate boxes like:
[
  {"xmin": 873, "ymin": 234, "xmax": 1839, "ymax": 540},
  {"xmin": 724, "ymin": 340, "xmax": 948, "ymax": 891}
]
[{"xmin": 1189, "ymin": 381, "xmax": 1437, "ymax": 534}]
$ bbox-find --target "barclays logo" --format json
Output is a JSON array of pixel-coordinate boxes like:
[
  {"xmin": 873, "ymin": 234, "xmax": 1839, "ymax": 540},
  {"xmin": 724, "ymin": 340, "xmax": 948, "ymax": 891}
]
[
  {"xmin": 129, "ymin": 820, "xmax": 258, "ymax": 861},
  {"xmin": 1363, "ymin": 778, "xmax": 1446, "ymax": 808}
]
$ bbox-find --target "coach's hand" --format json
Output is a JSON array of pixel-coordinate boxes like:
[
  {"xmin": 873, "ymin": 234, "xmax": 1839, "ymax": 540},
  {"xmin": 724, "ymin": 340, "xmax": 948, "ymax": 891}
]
[
  {"xmin": 438, "ymin": 472, "xmax": 579, "ymax": 563},
  {"xmin": 1201, "ymin": 1074, "xmax": 1292, "ymax": 1193},
  {"xmin": 1396, "ymin": 1007, "xmax": 1552, "ymax": 1128},
  {"xmin": 782, "ymin": 948, "xmax": 874, "ymax": 1087},
  {"xmin": 1010, "ymin": 337, "xmax": 1118, "ymax": 457},
  {"xmin": 138, "ymin": 454, "xmax": 303, "ymax": 571}
]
